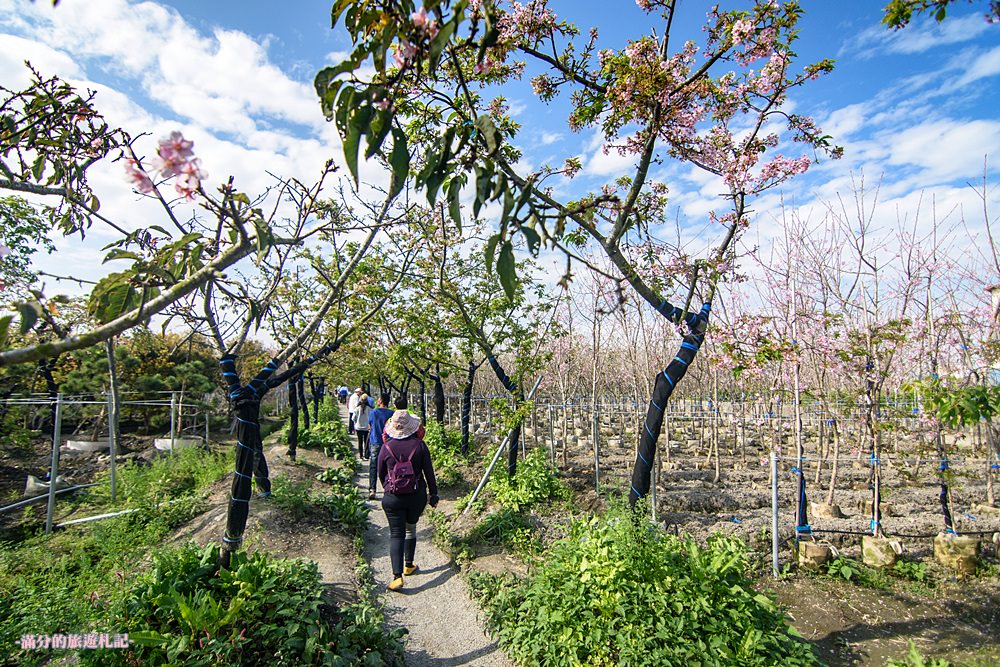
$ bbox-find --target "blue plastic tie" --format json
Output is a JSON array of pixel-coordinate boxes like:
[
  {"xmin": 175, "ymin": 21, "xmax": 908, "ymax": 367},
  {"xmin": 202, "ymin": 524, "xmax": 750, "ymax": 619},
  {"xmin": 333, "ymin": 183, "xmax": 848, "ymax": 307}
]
[
  {"xmin": 637, "ymin": 449, "xmax": 651, "ymax": 468},
  {"xmin": 796, "ymin": 524, "xmax": 812, "ymax": 533},
  {"xmin": 630, "ymin": 484, "xmax": 644, "ymax": 499},
  {"xmin": 790, "ymin": 467, "xmax": 802, "ymax": 474},
  {"xmin": 939, "ymin": 461, "xmax": 949, "ymax": 471},
  {"xmin": 730, "ymin": 517, "xmax": 743, "ymax": 524},
  {"xmin": 964, "ymin": 513, "xmax": 978, "ymax": 521}
]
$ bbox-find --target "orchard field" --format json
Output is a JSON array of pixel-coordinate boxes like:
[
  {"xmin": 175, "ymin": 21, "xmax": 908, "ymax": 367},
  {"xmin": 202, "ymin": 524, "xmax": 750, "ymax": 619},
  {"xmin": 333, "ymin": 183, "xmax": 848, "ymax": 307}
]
[{"xmin": 2, "ymin": 0, "xmax": 1000, "ymax": 665}]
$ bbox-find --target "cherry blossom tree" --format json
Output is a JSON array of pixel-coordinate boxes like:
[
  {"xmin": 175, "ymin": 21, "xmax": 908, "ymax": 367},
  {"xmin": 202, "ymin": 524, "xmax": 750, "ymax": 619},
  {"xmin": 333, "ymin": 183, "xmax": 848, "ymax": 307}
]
[{"xmin": 316, "ymin": 0, "xmax": 839, "ymax": 505}]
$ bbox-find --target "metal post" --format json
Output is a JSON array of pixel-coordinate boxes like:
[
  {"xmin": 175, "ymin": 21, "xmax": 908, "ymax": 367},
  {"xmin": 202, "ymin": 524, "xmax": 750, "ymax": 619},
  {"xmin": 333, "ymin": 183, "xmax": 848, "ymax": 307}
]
[
  {"xmin": 45, "ymin": 394, "xmax": 63, "ymax": 534},
  {"xmin": 170, "ymin": 391, "xmax": 177, "ymax": 452},
  {"xmin": 651, "ymin": 442, "xmax": 658, "ymax": 522},
  {"xmin": 548, "ymin": 404, "xmax": 555, "ymax": 466},
  {"xmin": 771, "ymin": 451, "xmax": 780, "ymax": 578},
  {"xmin": 205, "ymin": 410, "xmax": 210, "ymax": 444},
  {"xmin": 593, "ymin": 410, "xmax": 600, "ymax": 493},
  {"xmin": 464, "ymin": 376, "xmax": 544, "ymax": 513},
  {"xmin": 107, "ymin": 392, "xmax": 117, "ymax": 503}
]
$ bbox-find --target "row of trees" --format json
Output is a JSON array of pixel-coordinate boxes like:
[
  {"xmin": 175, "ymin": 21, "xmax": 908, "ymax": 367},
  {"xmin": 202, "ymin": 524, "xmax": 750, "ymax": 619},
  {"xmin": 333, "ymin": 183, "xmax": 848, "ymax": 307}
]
[{"xmin": 2, "ymin": 1, "xmax": 996, "ymax": 561}]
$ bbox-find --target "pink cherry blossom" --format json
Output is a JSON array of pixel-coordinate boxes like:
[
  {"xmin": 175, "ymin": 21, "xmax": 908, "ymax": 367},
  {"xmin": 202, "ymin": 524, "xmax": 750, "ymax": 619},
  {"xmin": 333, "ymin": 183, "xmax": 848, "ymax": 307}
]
[
  {"xmin": 411, "ymin": 6, "xmax": 429, "ymax": 29},
  {"xmin": 124, "ymin": 158, "xmax": 154, "ymax": 194}
]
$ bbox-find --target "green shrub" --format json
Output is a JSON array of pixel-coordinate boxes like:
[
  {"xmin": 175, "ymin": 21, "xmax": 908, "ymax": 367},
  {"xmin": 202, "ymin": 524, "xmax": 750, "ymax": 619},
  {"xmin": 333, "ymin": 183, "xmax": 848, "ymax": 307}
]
[
  {"xmin": 487, "ymin": 447, "xmax": 569, "ymax": 511},
  {"xmin": 885, "ymin": 641, "xmax": 951, "ymax": 667},
  {"xmin": 467, "ymin": 507, "xmax": 541, "ymax": 559},
  {"xmin": 424, "ymin": 421, "xmax": 465, "ymax": 487},
  {"xmin": 0, "ymin": 509, "xmax": 175, "ymax": 666},
  {"xmin": 83, "ymin": 445, "xmax": 230, "ymax": 510},
  {"xmin": 316, "ymin": 397, "xmax": 341, "ymax": 425},
  {"xmin": 83, "ymin": 543, "xmax": 403, "ymax": 666},
  {"xmin": 824, "ymin": 556, "xmax": 889, "ymax": 590},
  {"xmin": 468, "ymin": 504, "xmax": 818, "ymax": 667}
]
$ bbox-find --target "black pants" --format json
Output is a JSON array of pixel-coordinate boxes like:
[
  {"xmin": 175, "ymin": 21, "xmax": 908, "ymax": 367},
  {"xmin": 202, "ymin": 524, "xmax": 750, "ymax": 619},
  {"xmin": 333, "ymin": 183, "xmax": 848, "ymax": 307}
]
[
  {"xmin": 369, "ymin": 442, "xmax": 382, "ymax": 492},
  {"xmin": 356, "ymin": 429, "xmax": 370, "ymax": 458},
  {"xmin": 381, "ymin": 491, "xmax": 427, "ymax": 577}
]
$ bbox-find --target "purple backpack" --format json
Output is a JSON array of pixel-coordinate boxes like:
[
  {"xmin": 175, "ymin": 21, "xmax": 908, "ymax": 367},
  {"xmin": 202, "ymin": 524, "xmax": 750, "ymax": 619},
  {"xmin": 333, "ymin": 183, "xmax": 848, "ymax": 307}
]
[{"xmin": 384, "ymin": 442, "xmax": 419, "ymax": 495}]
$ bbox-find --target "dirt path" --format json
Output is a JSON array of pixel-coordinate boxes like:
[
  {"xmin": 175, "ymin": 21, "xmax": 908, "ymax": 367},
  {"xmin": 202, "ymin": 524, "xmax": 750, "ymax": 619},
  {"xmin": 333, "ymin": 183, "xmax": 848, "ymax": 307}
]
[{"xmin": 349, "ymin": 404, "xmax": 512, "ymax": 666}]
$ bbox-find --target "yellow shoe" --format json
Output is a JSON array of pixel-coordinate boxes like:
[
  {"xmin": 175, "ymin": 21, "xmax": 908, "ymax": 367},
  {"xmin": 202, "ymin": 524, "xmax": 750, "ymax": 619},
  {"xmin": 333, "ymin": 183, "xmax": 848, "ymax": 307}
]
[
  {"xmin": 387, "ymin": 576, "xmax": 404, "ymax": 592},
  {"xmin": 403, "ymin": 564, "xmax": 419, "ymax": 576}
]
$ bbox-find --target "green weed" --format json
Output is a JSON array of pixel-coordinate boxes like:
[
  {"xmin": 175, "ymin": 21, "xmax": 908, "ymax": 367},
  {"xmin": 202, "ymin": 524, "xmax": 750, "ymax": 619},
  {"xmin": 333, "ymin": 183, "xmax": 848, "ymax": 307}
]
[
  {"xmin": 486, "ymin": 447, "xmax": 569, "ymax": 511},
  {"xmin": 885, "ymin": 641, "xmax": 951, "ymax": 667},
  {"xmin": 468, "ymin": 503, "xmax": 818, "ymax": 666}
]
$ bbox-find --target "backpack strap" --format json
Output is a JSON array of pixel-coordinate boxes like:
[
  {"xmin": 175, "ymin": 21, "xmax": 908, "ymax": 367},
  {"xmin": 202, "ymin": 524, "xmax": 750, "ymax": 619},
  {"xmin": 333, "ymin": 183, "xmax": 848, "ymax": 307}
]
[{"xmin": 384, "ymin": 440, "xmax": 416, "ymax": 463}]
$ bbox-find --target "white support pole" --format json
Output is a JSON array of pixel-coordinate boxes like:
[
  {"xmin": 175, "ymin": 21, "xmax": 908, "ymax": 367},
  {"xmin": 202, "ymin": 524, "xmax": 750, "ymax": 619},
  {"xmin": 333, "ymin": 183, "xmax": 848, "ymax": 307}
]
[
  {"xmin": 593, "ymin": 410, "xmax": 600, "ymax": 493},
  {"xmin": 107, "ymin": 391, "xmax": 117, "ymax": 503},
  {"xmin": 464, "ymin": 376, "xmax": 544, "ymax": 514},
  {"xmin": 170, "ymin": 391, "xmax": 177, "ymax": 452},
  {"xmin": 45, "ymin": 394, "xmax": 63, "ymax": 534},
  {"xmin": 548, "ymin": 404, "xmax": 555, "ymax": 466},
  {"xmin": 771, "ymin": 451, "xmax": 780, "ymax": 578}
]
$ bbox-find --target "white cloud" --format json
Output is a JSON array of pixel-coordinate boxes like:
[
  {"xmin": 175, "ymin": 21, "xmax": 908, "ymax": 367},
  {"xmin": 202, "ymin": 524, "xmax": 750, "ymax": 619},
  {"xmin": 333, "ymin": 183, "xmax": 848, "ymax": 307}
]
[
  {"xmin": 846, "ymin": 13, "xmax": 993, "ymax": 58},
  {"xmin": 955, "ymin": 44, "xmax": 1000, "ymax": 87},
  {"xmin": 584, "ymin": 144, "xmax": 636, "ymax": 177},
  {"xmin": 540, "ymin": 131, "xmax": 562, "ymax": 145}
]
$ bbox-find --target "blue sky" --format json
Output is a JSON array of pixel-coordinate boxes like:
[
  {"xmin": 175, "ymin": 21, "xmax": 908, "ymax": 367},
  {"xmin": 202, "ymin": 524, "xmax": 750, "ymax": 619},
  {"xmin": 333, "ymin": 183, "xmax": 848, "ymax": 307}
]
[{"xmin": 1, "ymin": 0, "xmax": 998, "ymax": 298}]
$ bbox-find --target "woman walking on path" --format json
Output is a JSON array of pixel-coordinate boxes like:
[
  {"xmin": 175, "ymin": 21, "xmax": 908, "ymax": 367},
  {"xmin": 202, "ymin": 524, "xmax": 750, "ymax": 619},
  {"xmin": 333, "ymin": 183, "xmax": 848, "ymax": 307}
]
[
  {"xmin": 367, "ymin": 393, "xmax": 394, "ymax": 499},
  {"xmin": 378, "ymin": 410, "xmax": 438, "ymax": 592},
  {"xmin": 353, "ymin": 393, "xmax": 371, "ymax": 459}
]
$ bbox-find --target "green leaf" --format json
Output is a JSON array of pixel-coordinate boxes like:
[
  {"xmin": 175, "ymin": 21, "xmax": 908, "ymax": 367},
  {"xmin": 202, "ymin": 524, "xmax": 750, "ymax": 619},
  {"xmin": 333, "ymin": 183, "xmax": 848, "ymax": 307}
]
[
  {"xmin": 497, "ymin": 240, "xmax": 515, "ymax": 300},
  {"xmin": 520, "ymin": 225, "xmax": 541, "ymax": 256},
  {"xmin": 484, "ymin": 232, "xmax": 501, "ymax": 272},
  {"xmin": 0, "ymin": 314, "xmax": 12, "ymax": 346},
  {"xmin": 387, "ymin": 127, "xmax": 409, "ymax": 200},
  {"xmin": 344, "ymin": 122, "xmax": 361, "ymax": 186},
  {"xmin": 366, "ymin": 107, "xmax": 393, "ymax": 160},
  {"xmin": 474, "ymin": 115, "xmax": 499, "ymax": 155},
  {"xmin": 103, "ymin": 249, "xmax": 142, "ymax": 263},
  {"xmin": 18, "ymin": 302, "xmax": 39, "ymax": 334},
  {"xmin": 429, "ymin": 17, "xmax": 457, "ymax": 70},
  {"xmin": 447, "ymin": 178, "xmax": 463, "ymax": 231},
  {"xmin": 473, "ymin": 164, "xmax": 492, "ymax": 218}
]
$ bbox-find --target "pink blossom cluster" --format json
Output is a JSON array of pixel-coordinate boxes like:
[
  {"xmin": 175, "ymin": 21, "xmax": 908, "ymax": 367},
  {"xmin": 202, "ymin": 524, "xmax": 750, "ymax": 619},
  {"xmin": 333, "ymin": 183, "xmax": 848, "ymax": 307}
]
[
  {"xmin": 124, "ymin": 131, "xmax": 206, "ymax": 202},
  {"xmin": 392, "ymin": 6, "xmax": 441, "ymax": 70},
  {"xmin": 475, "ymin": 1, "xmax": 556, "ymax": 79}
]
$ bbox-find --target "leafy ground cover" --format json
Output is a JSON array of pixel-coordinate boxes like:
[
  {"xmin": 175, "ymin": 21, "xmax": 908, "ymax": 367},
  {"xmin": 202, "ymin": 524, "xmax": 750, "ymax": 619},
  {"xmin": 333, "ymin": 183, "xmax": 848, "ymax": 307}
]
[
  {"xmin": 466, "ymin": 502, "xmax": 818, "ymax": 667},
  {"xmin": 0, "ymin": 407, "xmax": 404, "ymax": 666}
]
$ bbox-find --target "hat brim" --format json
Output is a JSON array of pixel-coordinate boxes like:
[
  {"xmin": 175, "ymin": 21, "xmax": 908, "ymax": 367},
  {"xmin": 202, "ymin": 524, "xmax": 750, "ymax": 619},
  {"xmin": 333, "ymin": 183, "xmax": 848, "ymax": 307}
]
[{"xmin": 386, "ymin": 415, "xmax": 420, "ymax": 439}]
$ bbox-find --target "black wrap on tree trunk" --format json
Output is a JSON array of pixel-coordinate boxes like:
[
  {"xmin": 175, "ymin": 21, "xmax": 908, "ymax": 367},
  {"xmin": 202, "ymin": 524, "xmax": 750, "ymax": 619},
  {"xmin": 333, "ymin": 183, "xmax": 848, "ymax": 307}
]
[
  {"xmin": 220, "ymin": 354, "xmax": 279, "ymax": 550},
  {"xmin": 461, "ymin": 361, "xmax": 477, "ymax": 455},
  {"xmin": 432, "ymin": 370, "xmax": 445, "ymax": 425},
  {"xmin": 287, "ymin": 368, "xmax": 299, "ymax": 461},
  {"xmin": 486, "ymin": 355, "xmax": 522, "ymax": 476},
  {"xmin": 628, "ymin": 303, "xmax": 711, "ymax": 507}
]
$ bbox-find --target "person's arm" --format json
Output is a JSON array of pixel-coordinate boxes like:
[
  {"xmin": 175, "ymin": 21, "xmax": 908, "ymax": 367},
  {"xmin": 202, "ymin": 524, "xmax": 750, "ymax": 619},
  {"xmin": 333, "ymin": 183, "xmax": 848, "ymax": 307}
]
[
  {"xmin": 377, "ymin": 444, "xmax": 389, "ymax": 485},
  {"xmin": 421, "ymin": 442, "xmax": 439, "ymax": 504}
]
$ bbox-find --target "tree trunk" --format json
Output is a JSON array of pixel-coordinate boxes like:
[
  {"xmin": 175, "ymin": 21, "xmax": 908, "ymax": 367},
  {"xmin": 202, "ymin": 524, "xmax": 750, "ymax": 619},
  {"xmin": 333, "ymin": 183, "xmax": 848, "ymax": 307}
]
[
  {"xmin": 298, "ymin": 373, "xmax": 310, "ymax": 430},
  {"xmin": 219, "ymin": 355, "xmax": 277, "ymax": 567},
  {"xmin": 629, "ymin": 304, "xmax": 710, "ymax": 506},
  {"xmin": 461, "ymin": 360, "xmax": 477, "ymax": 455},
  {"xmin": 432, "ymin": 365, "xmax": 445, "ymax": 425},
  {"xmin": 287, "ymin": 368, "xmax": 300, "ymax": 461}
]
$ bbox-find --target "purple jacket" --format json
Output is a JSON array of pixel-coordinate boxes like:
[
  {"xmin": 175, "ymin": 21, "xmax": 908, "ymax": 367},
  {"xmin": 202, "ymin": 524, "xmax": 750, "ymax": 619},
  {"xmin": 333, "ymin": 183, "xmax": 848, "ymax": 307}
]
[{"xmin": 377, "ymin": 436, "xmax": 438, "ymax": 497}]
